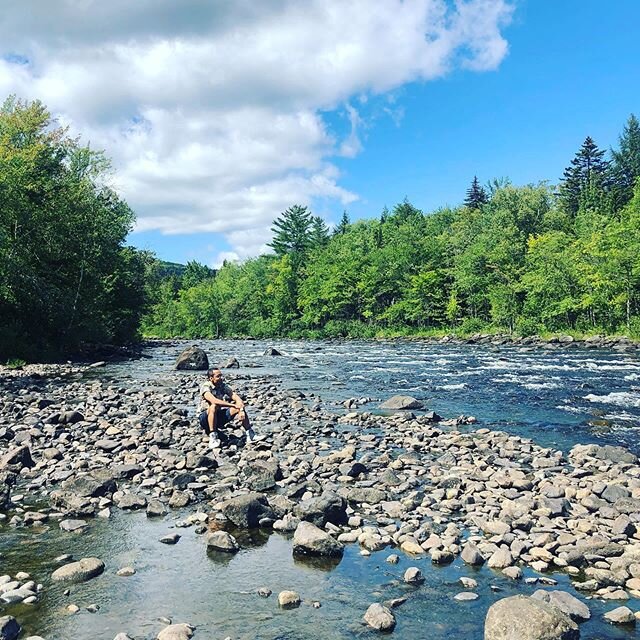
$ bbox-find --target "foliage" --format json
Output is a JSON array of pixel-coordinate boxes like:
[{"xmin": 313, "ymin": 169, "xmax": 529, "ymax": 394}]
[
  {"xmin": 0, "ymin": 96, "xmax": 149, "ymax": 359},
  {"xmin": 141, "ymin": 114, "xmax": 640, "ymax": 341}
]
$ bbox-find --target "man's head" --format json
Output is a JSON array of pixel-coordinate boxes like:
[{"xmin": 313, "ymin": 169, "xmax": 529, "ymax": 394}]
[{"xmin": 208, "ymin": 368, "xmax": 223, "ymax": 385}]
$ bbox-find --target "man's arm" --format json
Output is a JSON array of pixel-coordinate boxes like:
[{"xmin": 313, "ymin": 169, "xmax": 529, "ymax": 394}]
[
  {"xmin": 230, "ymin": 391, "xmax": 245, "ymax": 409},
  {"xmin": 203, "ymin": 390, "xmax": 236, "ymax": 408}
]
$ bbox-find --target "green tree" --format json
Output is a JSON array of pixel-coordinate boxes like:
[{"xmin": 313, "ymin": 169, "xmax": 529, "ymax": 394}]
[
  {"xmin": 181, "ymin": 260, "xmax": 214, "ymax": 289},
  {"xmin": 558, "ymin": 136, "xmax": 609, "ymax": 216},
  {"xmin": 334, "ymin": 210, "xmax": 350, "ymax": 235},
  {"xmin": 268, "ymin": 205, "xmax": 313, "ymax": 257},
  {"xmin": 464, "ymin": 176, "xmax": 488, "ymax": 209},
  {"xmin": 610, "ymin": 114, "xmax": 640, "ymax": 209},
  {"xmin": 309, "ymin": 216, "xmax": 330, "ymax": 248}
]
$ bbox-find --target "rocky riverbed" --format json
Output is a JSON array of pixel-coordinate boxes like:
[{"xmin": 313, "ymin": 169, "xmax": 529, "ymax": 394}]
[{"xmin": 1, "ymin": 342, "xmax": 640, "ymax": 638}]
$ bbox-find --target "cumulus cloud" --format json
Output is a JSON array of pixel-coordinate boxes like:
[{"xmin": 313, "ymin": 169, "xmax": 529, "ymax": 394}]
[{"xmin": 0, "ymin": 0, "xmax": 512, "ymax": 259}]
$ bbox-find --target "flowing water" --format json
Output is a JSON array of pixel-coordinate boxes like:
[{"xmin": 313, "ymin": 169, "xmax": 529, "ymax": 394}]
[{"xmin": 3, "ymin": 339, "xmax": 640, "ymax": 639}]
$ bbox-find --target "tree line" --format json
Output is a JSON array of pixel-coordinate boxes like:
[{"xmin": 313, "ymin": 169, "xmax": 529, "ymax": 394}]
[
  {"xmin": 2, "ymin": 95, "xmax": 639, "ymax": 360},
  {"xmin": 0, "ymin": 97, "xmax": 153, "ymax": 360},
  {"xmin": 143, "ymin": 114, "xmax": 640, "ymax": 340}
]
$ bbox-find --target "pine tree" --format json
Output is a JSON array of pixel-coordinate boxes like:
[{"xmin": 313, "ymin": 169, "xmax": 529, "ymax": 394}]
[
  {"xmin": 464, "ymin": 176, "xmax": 488, "ymax": 209},
  {"xmin": 267, "ymin": 205, "xmax": 313, "ymax": 257},
  {"xmin": 611, "ymin": 114, "xmax": 640, "ymax": 209},
  {"xmin": 380, "ymin": 206, "xmax": 389, "ymax": 224},
  {"xmin": 334, "ymin": 210, "xmax": 350, "ymax": 235},
  {"xmin": 558, "ymin": 136, "xmax": 609, "ymax": 216},
  {"xmin": 309, "ymin": 216, "xmax": 330, "ymax": 248}
]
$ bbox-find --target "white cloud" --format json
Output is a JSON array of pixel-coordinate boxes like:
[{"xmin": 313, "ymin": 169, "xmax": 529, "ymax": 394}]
[{"xmin": 0, "ymin": 0, "xmax": 512, "ymax": 259}]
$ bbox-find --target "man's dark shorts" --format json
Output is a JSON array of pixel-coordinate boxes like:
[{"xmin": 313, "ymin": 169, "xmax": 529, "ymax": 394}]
[{"xmin": 199, "ymin": 407, "xmax": 233, "ymax": 432}]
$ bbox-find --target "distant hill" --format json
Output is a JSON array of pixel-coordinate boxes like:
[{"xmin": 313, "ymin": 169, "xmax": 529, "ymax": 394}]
[{"xmin": 157, "ymin": 260, "xmax": 187, "ymax": 278}]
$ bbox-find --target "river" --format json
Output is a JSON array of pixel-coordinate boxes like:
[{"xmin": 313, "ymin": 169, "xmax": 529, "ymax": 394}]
[{"xmin": 1, "ymin": 339, "xmax": 639, "ymax": 639}]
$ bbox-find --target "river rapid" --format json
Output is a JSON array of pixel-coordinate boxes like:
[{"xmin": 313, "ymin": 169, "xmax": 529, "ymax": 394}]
[{"xmin": 1, "ymin": 338, "xmax": 640, "ymax": 640}]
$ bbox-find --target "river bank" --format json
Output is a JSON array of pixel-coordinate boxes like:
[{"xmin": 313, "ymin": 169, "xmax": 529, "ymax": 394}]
[{"xmin": 1, "ymin": 341, "xmax": 640, "ymax": 638}]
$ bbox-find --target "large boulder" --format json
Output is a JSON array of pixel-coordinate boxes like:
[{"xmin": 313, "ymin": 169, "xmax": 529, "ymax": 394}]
[
  {"xmin": 485, "ymin": 595, "xmax": 579, "ymax": 640},
  {"xmin": 51, "ymin": 557, "xmax": 105, "ymax": 583},
  {"xmin": 292, "ymin": 521, "xmax": 344, "ymax": 558},
  {"xmin": 220, "ymin": 492, "xmax": 275, "ymax": 528},
  {"xmin": 532, "ymin": 590, "xmax": 590, "ymax": 622},
  {"xmin": 380, "ymin": 395, "xmax": 424, "ymax": 410},
  {"xmin": 243, "ymin": 460, "xmax": 282, "ymax": 492},
  {"xmin": 0, "ymin": 445, "xmax": 34, "ymax": 471},
  {"xmin": 175, "ymin": 346, "xmax": 209, "ymax": 371},
  {"xmin": 294, "ymin": 492, "xmax": 348, "ymax": 527},
  {"xmin": 61, "ymin": 470, "xmax": 117, "ymax": 497}
]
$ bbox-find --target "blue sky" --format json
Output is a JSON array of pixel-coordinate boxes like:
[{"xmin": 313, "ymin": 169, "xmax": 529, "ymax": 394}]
[{"xmin": 1, "ymin": 1, "xmax": 637, "ymax": 266}]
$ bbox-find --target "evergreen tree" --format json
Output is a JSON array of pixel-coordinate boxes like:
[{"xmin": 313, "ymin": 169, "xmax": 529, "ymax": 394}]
[
  {"xmin": 334, "ymin": 210, "xmax": 350, "ymax": 235},
  {"xmin": 464, "ymin": 176, "xmax": 489, "ymax": 209},
  {"xmin": 309, "ymin": 216, "xmax": 330, "ymax": 248},
  {"xmin": 181, "ymin": 260, "xmax": 214, "ymax": 289},
  {"xmin": 380, "ymin": 206, "xmax": 389, "ymax": 223},
  {"xmin": 267, "ymin": 204, "xmax": 313, "ymax": 257},
  {"xmin": 611, "ymin": 114, "xmax": 640, "ymax": 209},
  {"xmin": 391, "ymin": 197, "xmax": 423, "ymax": 223},
  {"xmin": 558, "ymin": 136, "xmax": 609, "ymax": 216}
]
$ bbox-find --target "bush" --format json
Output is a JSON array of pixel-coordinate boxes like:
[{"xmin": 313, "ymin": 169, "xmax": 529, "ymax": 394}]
[
  {"xmin": 515, "ymin": 317, "xmax": 542, "ymax": 337},
  {"xmin": 5, "ymin": 358, "xmax": 26, "ymax": 369}
]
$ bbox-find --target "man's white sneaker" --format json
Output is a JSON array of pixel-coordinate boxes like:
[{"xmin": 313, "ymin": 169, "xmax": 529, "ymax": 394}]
[{"xmin": 209, "ymin": 433, "xmax": 221, "ymax": 449}]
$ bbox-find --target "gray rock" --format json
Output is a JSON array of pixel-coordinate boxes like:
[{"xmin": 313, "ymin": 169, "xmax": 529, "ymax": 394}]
[
  {"xmin": 292, "ymin": 521, "xmax": 344, "ymax": 558},
  {"xmin": 206, "ymin": 531, "xmax": 239, "ymax": 553},
  {"xmin": 116, "ymin": 493, "xmax": 147, "ymax": 510},
  {"xmin": 278, "ymin": 590, "xmax": 300, "ymax": 608},
  {"xmin": 243, "ymin": 460, "xmax": 282, "ymax": 492},
  {"xmin": 403, "ymin": 567, "xmax": 424, "ymax": 585},
  {"xmin": 175, "ymin": 346, "xmax": 209, "ymax": 371},
  {"xmin": 363, "ymin": 603, "xmax": 396, "ymax": 631},
  {"xmin": 461, "ymin": 544, "xmax": 485, "ymax": 566},
  {"xmin": 455, "ymin": 592, "xmax": 479, "ymax": 601},
  {"xmin": 294, "ymin": 492, "xmax": 347, "ymax": 527},
  {"xmin": 603, "ymin": 606, "xmax": 636, "ymax": 625},
  {"xmin": 61, "ymin": 470, "xmax": 117, "ymax": 497},
  {"xmin": 146, "ymin": 499, "xmax": 167, "ymax": 518},
  {"xmin": 157, "ymin": 623, "xmax": 195, "ymax": 640},
  {"xmin": 0, "ymin": 445, "xmax": 34, "ymax": 470},
  {"xmin": 345, "ymin": 487, "xmax": 386, "ymax": 504},
  {"xmin": 220, "ymin": 492, "xmax": 276, "ymax": 528},
  {"xmin": 159, "ymin": 533, "xmax": 181, "ymax": 545},
  {"xmin": 59, "ymin": 519, "xmax": 88, "ymax": 533},
  {"xmin": 531, "ymin": 590, "xmax": 590, "ymax": 622},
  {"xmin": 51, "ymin": 558, "xmax": 105, "ymax": 583},
  {"xmin": 380, "ymin": 395, "xmax": 424, "ymax": 410},
  {"xmin": 484, "ymin": 595, "xmax": 579, "ymax": 640}
]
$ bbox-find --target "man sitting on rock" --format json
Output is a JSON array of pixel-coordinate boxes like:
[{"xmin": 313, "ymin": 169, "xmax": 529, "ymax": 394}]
[{"xmin": 198, "ymin": 368, "xmax": 256, "ymax": 449}]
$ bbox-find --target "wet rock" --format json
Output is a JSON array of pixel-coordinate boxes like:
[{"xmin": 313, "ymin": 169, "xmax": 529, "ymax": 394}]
[
  {"xmin": 220, "ymin": 492, "xmax": 276, "ymax": 528},
  {"xmin": 264, "ymin": 348, "xmax": 283, "ymax": 356},
  {"xmin": 175, "ymin": 346, "xmax": 209, "ymax": 371},
  {"xmin": 59, "ymin": 519, "xmax": 88, "ymax": 533},
  {"xmin": 146, "ymin": 499, "xmax": 168, "ymax": 518},
  {"xmin": 461, "ymin": 544, "xmax": 485, "ymax": 566},
  {"xmin": 159, "ymin": 533, "xmax": 181, "ymax": 545},
  {"xmin": 116, "ymin": 567, "xmax": 136, "ymax": 577},
  {"xmin": 403, "ymin": 567, "xmax": 424, "ymax": 585},
  {"xmin": 51, "ymin": 558, "xmax": 105, "ymax": 583},
  {"xmin": 116, "ymin": 493, "xmax": 147, "ymax": 510},
  {"xmin": 0, "ymin": 445, "xmax": 34, "ymax": 470},
  {"xmin": 603, "ymin": 606, "xmax": 636, "ymax": 625},
  {"xmin": 292, "ymin": 521, "xmax": 344, "ymax": 558},
  {"xmin": 532, "ymin": 590, "xmax": 590, "ymax": 622},
  {"xmin": 345, "ymin": 487, "xmax": 386, "ymax": 504},
  {"xmin": 257, "ymin": 587, "xmax": 272, "ymax": 597},
  {"xmin": 484, "ymin": 595, "xmax": 579, "ymax": 640},
  {"xmin": 206, "ymin": 531, "xmax": 239, "ymax": 553},
  {"xmin": 380, "ymin": 395, "xmax": 424, "ymax": 410},
  {"xmin": 363, "ymin": 603, "xmax": 396, "ymax": 632},
  {"xmin": 220, "ymin": 357, "xmax": 240, "ymax": 369},
  {"xmin": 61, "ymin": 470, "xmax": 117, "ymax": 497},
  {"xmin": 243, "ymin": 460, "xmax": 282, "ymax": 492},
  {"xmin": 278, "ymin": 590, "xmax": 300, "ymax": 608},
  {"xmin": 455, "ymin": 592, "xmax": 479, "ymax": 601},
  {"xmin": 157, "ymin": 623, "xmax": 195, "ymax": 640},
  {"xmin": 294, "ymin": 492, "xmax": 348, "ymax": 527}
]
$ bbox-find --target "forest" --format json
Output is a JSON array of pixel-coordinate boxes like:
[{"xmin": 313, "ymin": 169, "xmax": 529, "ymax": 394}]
[
  {"xmin": 143, "ymin": 116, "xmax": 640, "ymax": 341},
  {"xmin": 2, "ymin": 95, "xmax": 640, "ymax": 359}
]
